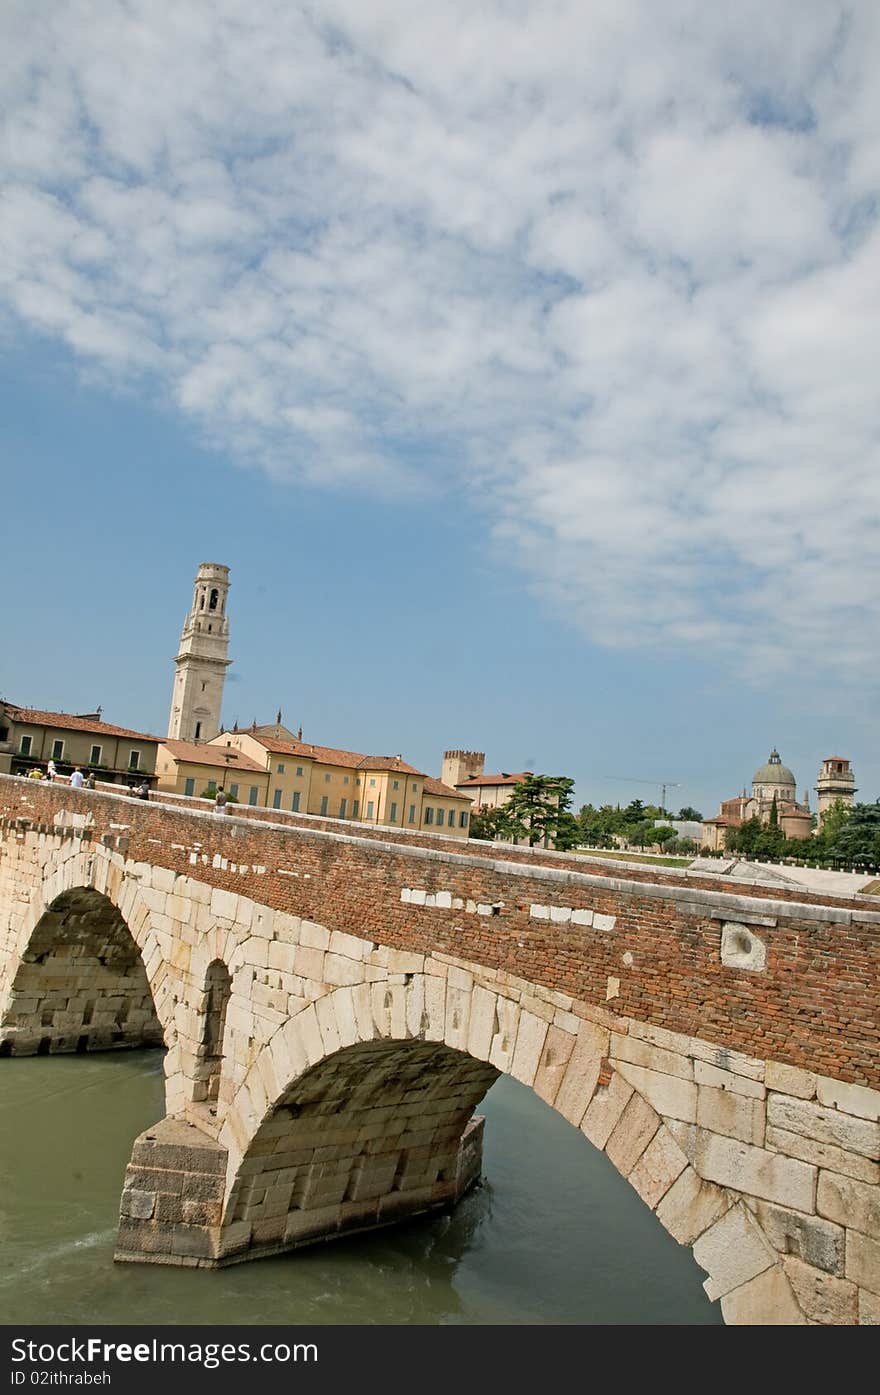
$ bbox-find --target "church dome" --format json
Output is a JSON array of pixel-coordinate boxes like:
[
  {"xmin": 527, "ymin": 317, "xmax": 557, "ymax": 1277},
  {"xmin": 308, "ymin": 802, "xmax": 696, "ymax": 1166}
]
[{"xmin": 752, "ymin": 749, "xmax": 796, "ymax": 787}]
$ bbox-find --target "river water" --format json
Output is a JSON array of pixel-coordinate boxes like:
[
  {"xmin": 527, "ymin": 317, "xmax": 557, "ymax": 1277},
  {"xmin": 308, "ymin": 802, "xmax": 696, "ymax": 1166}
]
[{"xmin": 0, "ymin": 1050, "xmax": 720, "ymax": 1325}]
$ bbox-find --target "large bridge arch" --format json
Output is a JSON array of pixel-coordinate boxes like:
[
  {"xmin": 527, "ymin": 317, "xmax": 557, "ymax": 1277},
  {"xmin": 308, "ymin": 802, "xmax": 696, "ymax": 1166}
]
[{"xmin": 212, "ymin": 975, "xmax": 804, "ymax": 1322}]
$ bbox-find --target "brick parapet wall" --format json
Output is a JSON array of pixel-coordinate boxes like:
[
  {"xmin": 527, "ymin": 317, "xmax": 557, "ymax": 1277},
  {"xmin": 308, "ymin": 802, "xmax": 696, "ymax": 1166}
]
[{"xmin": 2, "ymin": 775, "xmax": 878, "ymax": 1087}]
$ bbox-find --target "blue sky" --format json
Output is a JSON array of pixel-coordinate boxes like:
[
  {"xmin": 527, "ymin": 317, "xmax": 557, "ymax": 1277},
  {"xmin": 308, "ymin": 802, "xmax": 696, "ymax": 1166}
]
[{"xmin": 1, "ymin": 1, "xmax": 878, "ymax": 819}]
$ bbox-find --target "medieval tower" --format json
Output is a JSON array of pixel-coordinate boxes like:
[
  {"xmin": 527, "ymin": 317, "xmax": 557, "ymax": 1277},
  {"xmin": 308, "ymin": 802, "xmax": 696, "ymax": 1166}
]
[
  {"xmin": 442, "ymin": 750, "xmax": 485, "ymax": 787},
  {"xmin": 167, "ymin": 563, "xmax": 232, "ymax": 744},
  {"xmin": 815, "ymin": 757, "xmax": 857, "ymax": 823}
]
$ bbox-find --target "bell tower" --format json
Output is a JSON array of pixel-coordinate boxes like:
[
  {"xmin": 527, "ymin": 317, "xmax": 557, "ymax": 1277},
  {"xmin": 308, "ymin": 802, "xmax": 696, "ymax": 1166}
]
[{"xmin": 167, "ymin": 563, "xmax": 232, "ymax": 744}]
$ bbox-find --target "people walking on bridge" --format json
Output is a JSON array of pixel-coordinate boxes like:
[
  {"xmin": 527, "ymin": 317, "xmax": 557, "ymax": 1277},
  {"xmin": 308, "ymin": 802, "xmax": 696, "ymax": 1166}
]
[
  {"xmin": 46, "ymin": 759, "xmax": 58, "ymax": 782},
  {"xmin": 27, "ymin": 766, "xmax": 44, "ymax": 779},
  {"xmin": 84, "ymin": 772, "xmax": 96, "ymax": 789},
  {"xmin": 215, "ymin": 785, "xmax": 229, "ymax": 814},
  {"xmin": 69, "ymin": 767, "xmax": 84, "ymax": 789},
  {"xmin": 134, "ymin": 779, "xmax": 150, "ymax": 800}
]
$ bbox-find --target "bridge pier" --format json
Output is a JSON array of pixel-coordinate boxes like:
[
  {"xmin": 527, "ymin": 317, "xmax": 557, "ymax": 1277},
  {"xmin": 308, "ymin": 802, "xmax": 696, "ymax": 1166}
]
[{"xmin": 115, "ymin": 1113, "xmax": 485, "ymax": 1267}]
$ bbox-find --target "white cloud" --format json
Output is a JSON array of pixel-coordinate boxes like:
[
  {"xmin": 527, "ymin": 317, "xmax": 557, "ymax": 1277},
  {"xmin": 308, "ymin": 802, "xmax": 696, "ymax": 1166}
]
[{"xmin": 1, "ymin": 0, "xmax": 878, "ymax": 687}]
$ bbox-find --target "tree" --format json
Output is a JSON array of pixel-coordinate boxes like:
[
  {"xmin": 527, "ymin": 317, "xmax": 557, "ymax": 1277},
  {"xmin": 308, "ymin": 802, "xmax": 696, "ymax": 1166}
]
[
  {"xmin": 651, "ymin": 825, "xmax": 676, "ymax": 848},
  {"xmin": 467, "ymin": 805, "xmax": 509, "ymax": 842},
  {"xmin": 828, "ymin": 801, "xmax": 880, "ymax": 867},
  {"xmin": 498, "ymin": 774, "xmax": 575, "ymax": 848},
  {"xmin": 677, "ymin": 806, "xmax": 703, "ymax": 822}
]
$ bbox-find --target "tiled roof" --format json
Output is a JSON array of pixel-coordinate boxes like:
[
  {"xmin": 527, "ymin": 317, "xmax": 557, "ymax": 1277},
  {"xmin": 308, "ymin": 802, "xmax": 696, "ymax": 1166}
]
[
  {"xmin": 2, "ymin": 704, "xmax": 160, "ymax": 742},
  {"xmin": 455, "ymin": 771, "xmax": 532, "ymax": 788},
  {"xmin": 422, "ymin": 776, "xmax": 471, "ymax": 800},
  {"xmin": 243, "ymin": 733, "xmax": 424, "ymax": 776},
  {"xmin": 160, "ymin": 741, "xmax": 267, "ymax": 773}
]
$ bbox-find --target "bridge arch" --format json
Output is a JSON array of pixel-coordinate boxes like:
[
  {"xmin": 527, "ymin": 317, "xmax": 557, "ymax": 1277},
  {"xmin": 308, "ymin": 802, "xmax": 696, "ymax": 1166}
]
[
  {"xmin": 218, "ymin": 976, "xmax": 801, "ymax": 1320},
  {"xmin": 0, "ymin": 885, "xmax": 165, "ymax": 1057}
]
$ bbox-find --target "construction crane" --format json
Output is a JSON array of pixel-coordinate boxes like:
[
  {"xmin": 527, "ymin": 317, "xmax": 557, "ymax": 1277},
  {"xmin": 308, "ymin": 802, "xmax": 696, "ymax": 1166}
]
[{"xmin": 604, "ymin": 776, "xmax": 681, "ymax": 813}]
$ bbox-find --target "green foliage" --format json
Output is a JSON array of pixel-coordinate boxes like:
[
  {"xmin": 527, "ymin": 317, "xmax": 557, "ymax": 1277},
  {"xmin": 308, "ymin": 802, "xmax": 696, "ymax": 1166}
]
[
  {"xmin": 827, "ymin": 801, "xmax": 880, "ymax": 866},
  {"xmin": 497, "ymin": 774, "xmax": 575, "ymax": 848},
  {"xmin": 468, "ymin": 805, "xmax": 510, "ymax": 842},
  {"xmin": 677, "ymin": 806, "xmax": 703, "ymax": 821}
]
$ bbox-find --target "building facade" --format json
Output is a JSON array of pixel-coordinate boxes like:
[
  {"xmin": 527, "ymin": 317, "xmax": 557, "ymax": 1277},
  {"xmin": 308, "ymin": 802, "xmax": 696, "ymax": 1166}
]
[
  {"xmin": 0, "ymin": 702, "xmax": 160, "ymax": 785},
  {"xmin": 182, "ymin": 728, "xmax": 474, "ymax": 836},
  {"xmin": 702, "ymin": 749, "xmax": 814, "ymax": 851},
  {"xmin": 167, "ymin": 563, "xmax": 231, "ymax": 745},
  {"xmin": 154, "ymin": 739, "xmax": 270, "ymax": 806},
  {"xmin": 815, "ymin": 758, "xmax": 857, "ymax": 823}
]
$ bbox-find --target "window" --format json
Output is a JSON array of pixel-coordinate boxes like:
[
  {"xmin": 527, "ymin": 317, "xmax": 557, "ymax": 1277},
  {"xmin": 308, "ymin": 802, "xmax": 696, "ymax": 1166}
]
[
  {"xmin": 424, "ymin": 807, "xmax": 434, "ymax": 825},
  {"xmin": 389, "ymin": 802, "xmax": 397, "ymax": 822},
  {"xmin": 352, "ymin": 799, "xmax": 359, "ymax": 818},
  {"xmin": 412, "ymin": 782, "xmax": 417, "ymax": 792},
  {"xmin": 277, "ymin": 763, "xmax": 285, "ymax": 774},
  {"xmin": 459, "ymin": 811, "xmax": 469, "ymax": 828},
  {"xmin": 201, "ymin": 682, "xmax": 207, "ymax": 691},
  {"xmin": 448, "ymin": 809, "xmax": 455, "ymax": 827},
  {"xmin": 19, "ymin": 735, "xmax": 32, "ymax": 756},
  {"xmin": 320, "ymin": 796, "xmax": 328, "ymax": 815},
  {"xmin": 355, "ymin": 777, "xmax": 361, "ymax": 785},
  {"xmin": 209, "ymin": 588, "xmax": 218, "ymax": 610},
  {"xmin": 339, "ymin": 798, "xmax": 347, "ymax": 818},
  {"xmin": 248, "ymin": 786, "xmax": 259, "ymax": 805},
  {"xmin": 324, "ymin": 773, "xmax": 331, "ymax": 783},
  {"xmin": 128, "ymin": 750, "xmax": 140, "ymax": 770},
  {"xmin": 50, "ymin": 739, "xmax": 65, "ymax": 761},
  {"xmin": 292, "ymin": 792, "xmax": 301, "ymax": 812},
  {"xmin": 194, "ymin": 722, "xmax": 201, "ymax": 740},
  {"xmin": 408, "ymin": 804, "xmax": 416, "ymax": 824},
  {"xmin": 369, "ymin": 778, "xmax": 376, "ymax": 787},
  {"xmin": 393, "ymin": 780, "xmax": 399, "ymax": 790},
  {"xmin": 273, "ymin": 790, "xmax": 283, "ymax": 809},
  {"xmin": 366, "ymin": 800, "xmax": 374, "ymax": 818},
  {"xmin": 89, "ymin": 745, "xmax": 102, "ymax": 765},
  {"xmin": 296, "ymin": 766, "xmax": 303, "ymax": 777},
  {"xmin": 229, "ymin": 784, "xmax": 239, "ymax": 799},
  {"xmin": 184, "ymin": 778, "xmax": 195, "ymax": 797},
  {"xmin": 343, "ymin": 776, "xmax": 349, "ymax": 785}
]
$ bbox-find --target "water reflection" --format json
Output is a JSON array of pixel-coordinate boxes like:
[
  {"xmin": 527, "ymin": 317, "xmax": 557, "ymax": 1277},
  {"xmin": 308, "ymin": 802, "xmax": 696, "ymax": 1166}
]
[{"xmin": 0, "ymin": 1050, "xmax": 721, "ymax": 1325}]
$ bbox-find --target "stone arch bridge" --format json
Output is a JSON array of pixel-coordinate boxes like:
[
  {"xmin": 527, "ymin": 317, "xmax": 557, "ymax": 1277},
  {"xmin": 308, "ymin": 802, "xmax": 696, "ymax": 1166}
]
[{"xmin": 0, "ymin": 775, "xmax": 878, "ymax": 1326}]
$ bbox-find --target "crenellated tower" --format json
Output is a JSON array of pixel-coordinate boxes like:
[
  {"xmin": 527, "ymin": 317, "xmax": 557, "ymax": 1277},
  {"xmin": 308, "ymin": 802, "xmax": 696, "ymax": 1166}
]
[
  {"xmin": 442, "ymin": 750, "xmax": 485, "ymax": 787},
  {"xmin": 167, "ymin": 563, "xmax": 232, "ymax": 744}
]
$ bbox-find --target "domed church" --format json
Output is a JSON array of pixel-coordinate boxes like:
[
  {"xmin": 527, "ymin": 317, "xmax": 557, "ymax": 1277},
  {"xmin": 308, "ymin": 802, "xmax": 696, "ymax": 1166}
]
[{"xmin": 701, "ymin": 749, "xmax": 814, "ymax": 851}]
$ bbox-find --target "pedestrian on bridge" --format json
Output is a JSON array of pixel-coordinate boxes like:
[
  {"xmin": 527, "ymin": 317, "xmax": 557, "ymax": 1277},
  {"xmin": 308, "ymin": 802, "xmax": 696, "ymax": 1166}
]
[
  {"xmin": 215, "ymin": 786, "xmax": 229, "ymax": 814},
  {"xmin": 69, "ymin": 768, "xmax": 84, "ymax": 789}
]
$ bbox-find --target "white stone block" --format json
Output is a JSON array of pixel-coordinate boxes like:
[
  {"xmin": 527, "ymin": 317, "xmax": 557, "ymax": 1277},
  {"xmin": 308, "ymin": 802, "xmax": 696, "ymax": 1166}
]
[
  {"xmin": 466, "ymin": 985, "xmax": 498, "ymax": 1063},
  {"xmin": 692, "ymin": 1204, "xmax": 775, "ymax": 1301},
  {"xmin": 610, "ymin": 1033, "xmax": 693, "ymax": 1081},
  {"xmin": 628, "ymin": 1127, "xmax": 689, "ymax": 1209},
  {"xmin": 580, "ymin": 1074, "xmax": 634, "ymax": 1151},
  {"xmin": 549, "ymin": 906, "xmax": 571, "ymax": 924},
  {"xmin": 767, "ymin": 1095, "xmax": 879, "ymax": 1160},
  {"xmin": 697, "ymin": 1086, "xmax": 766, "ymax": 1146},
  {"xmin": 816, "ymin": 1078, "xmax": 880, "ymax": 1122},
  {"xmin": 614, "ymin": 1060, "xmax": 698, "ymax": 1124},
  {"xmin": 510, "ymin": 1010, "xmax": 549, "ymax": 1089},
  {"xmin": 435, "ymin": 891, "xmax": 453, "ymax": 909},
  {"xmin": 694, "ymin": 1132, "xmax": 817, "ymax": 1212},
  {"xmin": 845, "ymin": 1231, "xmax": 880, "ymax": 1296},
  {"xmin": 694, "ymin": 1060, "xmax": 765, "ymax": 1099},
  {"xmin": 409, "ymin": 889, "xmax": 427, "ymax": 906},
  {"xmin": 720, "ymin": 1264, "xmax": 807, "ymax": 1325},
  {"xmin": 529, "ymin": 905, "xmax": 549, "ymax": 920},
  {"xmin": 593, "ymin": 913, "xmax": 616, "ymax": 932},
  {"xmin": 606, "ymin": 1093, "xmax": 660, "ymax": 1178},
  {"xmin": 654, "ymin": 1164, "xmax": 732, "ymax": 1246},
  {"xmin": 488, "ymin": 996, "xmax": 520, "ymax": 1074},
  {"xmin": 554, "ymin": 1021, "xmax": 608, "ymax": 1127},
  {"xmin": 570, "ymin": 908, "xmax": 594, "ymax": 927},
  {"xmin": 765, "ymin": 1061, "xmax": 817, "ymax": 1099},
  {"xmin": 817, "ymin": 1170, "xmax": 880, "ymax": 1240}
]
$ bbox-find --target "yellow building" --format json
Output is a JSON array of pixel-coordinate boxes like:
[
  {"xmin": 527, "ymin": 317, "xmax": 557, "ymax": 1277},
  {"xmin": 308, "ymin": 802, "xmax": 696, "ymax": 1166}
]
[
  {"xmin": 0, "ymin": 702, "xmax": 160, "ymax": 786},
  {"xmin": 207, "ymin": 728, "xmax": 472, "ymax": 837},
  {"xmin": 155, "ymin": 739, "xmax": 270, "ymax": 806}
]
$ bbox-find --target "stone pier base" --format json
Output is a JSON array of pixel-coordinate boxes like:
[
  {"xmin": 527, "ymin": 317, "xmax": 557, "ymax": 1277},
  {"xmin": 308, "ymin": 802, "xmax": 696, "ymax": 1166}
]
[{"xmin": 115, "ymin": 1114, "xmax": 486, "ymax": 1268}]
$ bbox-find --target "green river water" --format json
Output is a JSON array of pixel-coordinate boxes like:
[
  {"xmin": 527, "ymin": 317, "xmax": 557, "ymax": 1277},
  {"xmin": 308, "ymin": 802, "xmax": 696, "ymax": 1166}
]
[{"xmin": 0, "ymin": 1050, "xmax": 721, "ymax": 1325}]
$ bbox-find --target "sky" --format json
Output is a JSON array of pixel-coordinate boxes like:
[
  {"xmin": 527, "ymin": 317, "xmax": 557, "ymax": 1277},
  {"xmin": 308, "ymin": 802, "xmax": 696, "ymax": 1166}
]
[{"xmin": 1, "ymin": 0, "xmax": 878, "ymax": 820}]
